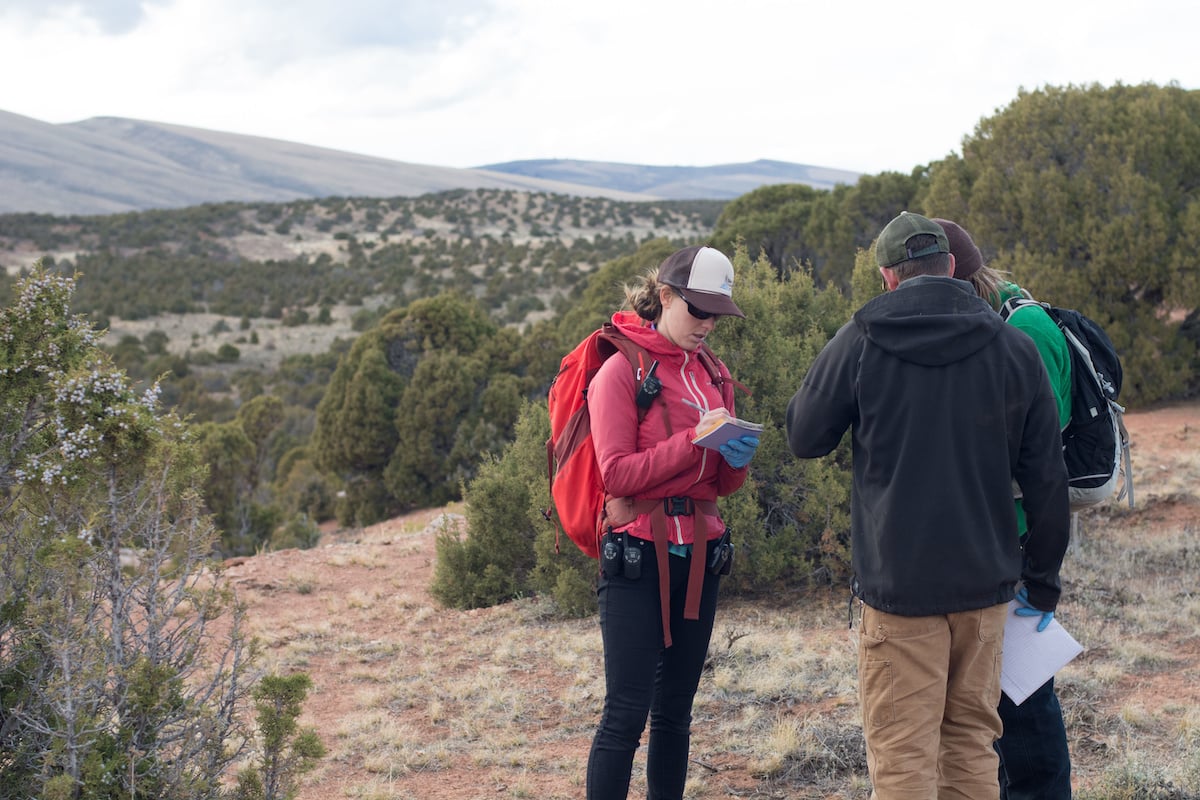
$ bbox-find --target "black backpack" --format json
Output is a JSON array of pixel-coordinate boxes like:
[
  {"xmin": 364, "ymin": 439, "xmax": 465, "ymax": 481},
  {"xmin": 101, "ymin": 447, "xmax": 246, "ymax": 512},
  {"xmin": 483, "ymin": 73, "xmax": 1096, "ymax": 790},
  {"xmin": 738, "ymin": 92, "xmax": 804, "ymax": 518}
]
[{"xmin": 1000, "ymin": 297, "xmax": 1133, "ymax": 510}]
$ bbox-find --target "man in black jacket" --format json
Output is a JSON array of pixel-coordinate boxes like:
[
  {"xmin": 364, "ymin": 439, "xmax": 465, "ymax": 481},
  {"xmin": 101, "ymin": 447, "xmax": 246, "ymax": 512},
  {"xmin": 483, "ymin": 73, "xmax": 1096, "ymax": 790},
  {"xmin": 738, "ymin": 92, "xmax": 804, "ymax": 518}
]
[{"xmin": 785, "ymin": 211, "xmax": 1070, "ymax": 800}]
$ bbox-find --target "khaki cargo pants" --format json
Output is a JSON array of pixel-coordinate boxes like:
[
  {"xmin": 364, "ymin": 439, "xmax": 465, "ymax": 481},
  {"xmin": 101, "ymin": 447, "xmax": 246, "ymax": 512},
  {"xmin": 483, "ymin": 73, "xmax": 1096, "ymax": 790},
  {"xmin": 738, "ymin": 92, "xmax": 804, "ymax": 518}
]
[{"xmin": 857, "ymin": 602, "xmax": 1007, "ymax": 800}]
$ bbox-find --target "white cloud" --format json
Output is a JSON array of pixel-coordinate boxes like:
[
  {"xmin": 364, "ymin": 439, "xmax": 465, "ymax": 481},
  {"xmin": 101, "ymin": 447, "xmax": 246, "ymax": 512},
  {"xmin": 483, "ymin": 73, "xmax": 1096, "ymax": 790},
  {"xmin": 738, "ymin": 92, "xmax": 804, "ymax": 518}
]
[
  {"xmin": 0, "ymin": 0, "xmax": 1196, "ymax": 174},
  {"xmin": 2, "ymin": 0, "xmax": 154, "ymax": 34}
]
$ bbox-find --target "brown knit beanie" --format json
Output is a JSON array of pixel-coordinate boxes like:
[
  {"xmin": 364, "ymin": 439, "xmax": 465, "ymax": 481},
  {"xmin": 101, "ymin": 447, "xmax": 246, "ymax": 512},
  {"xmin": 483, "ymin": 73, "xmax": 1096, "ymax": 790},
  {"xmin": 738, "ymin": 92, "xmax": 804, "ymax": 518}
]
[{"xmin": 931, "ymin": 218, "xmax": 983, "ymax": 281}]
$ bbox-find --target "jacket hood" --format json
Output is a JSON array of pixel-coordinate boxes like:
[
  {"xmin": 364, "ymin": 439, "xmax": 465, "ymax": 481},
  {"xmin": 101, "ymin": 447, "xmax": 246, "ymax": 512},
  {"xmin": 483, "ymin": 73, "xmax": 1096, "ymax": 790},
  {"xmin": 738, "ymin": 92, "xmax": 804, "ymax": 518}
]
[
  {"xmin": 853, "ymin": 276, "xmax": 1003, "ymax": 367},
  {"xmin": 609, "ymin": 310, "xmax": 691, "ymax": 361}
]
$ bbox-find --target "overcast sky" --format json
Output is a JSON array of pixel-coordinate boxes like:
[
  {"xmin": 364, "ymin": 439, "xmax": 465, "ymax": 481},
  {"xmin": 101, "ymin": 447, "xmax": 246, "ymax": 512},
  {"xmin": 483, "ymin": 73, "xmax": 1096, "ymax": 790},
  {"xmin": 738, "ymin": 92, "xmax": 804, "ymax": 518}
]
[{"xmin": 2, "ymin": 0, "xmax": 1196, "ymax": 175}]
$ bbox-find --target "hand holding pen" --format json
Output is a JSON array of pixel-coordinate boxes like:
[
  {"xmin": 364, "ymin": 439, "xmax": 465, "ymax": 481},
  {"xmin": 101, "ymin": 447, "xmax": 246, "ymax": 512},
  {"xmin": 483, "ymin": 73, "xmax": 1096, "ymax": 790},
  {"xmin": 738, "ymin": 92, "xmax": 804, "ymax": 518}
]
[{"xmin": 685, "ymin": 399, "xmax": 730, "ymax": 435}]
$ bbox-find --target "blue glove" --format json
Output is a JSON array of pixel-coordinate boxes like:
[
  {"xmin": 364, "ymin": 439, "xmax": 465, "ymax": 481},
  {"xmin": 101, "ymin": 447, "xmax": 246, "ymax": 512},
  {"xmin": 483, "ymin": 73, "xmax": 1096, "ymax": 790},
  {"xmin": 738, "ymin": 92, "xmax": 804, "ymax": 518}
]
[
  {"xmin": 719, "ymin": 435, "xmax": 760, "ymax": 469},
  {"xmin": 1014, "ymin": 586, "xmax": 1054, "ymax": 633}
]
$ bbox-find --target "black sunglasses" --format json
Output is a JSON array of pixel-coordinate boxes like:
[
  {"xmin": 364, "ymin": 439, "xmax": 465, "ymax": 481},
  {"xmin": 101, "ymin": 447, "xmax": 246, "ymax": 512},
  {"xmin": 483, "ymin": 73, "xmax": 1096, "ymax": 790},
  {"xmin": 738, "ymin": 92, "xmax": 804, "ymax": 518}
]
[{"xmin": 676, "ymin": 291, "xmax": 715, "ymax": 320}]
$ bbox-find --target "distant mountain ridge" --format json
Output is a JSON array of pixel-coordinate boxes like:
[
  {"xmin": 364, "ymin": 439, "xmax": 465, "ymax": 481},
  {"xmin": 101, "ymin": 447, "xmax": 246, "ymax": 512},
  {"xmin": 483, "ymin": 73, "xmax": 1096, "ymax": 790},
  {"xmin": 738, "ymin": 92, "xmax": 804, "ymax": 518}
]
[
  {"xmin": 0, "ymin": 110, "xmax": 860, "ymax": 215},
  {"xmin": 478, "ymin": 158, "xmax": 861, "ymax": 199}
]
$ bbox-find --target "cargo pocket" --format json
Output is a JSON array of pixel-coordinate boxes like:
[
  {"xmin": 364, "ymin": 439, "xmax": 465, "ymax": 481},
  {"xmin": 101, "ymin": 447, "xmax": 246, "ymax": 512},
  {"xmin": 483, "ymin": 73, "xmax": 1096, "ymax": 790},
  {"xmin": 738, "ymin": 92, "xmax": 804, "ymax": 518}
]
[
  {"xmin": 976, "ymin": 603, "xmax": 1003, "ymax": 643},
  {"xmin": 977, "ymin": 604, "xmax": 1007, "ymax": 697},
  {"xmin": 859, "ymin": 630, "xmax": 894, "ymax": 730}
]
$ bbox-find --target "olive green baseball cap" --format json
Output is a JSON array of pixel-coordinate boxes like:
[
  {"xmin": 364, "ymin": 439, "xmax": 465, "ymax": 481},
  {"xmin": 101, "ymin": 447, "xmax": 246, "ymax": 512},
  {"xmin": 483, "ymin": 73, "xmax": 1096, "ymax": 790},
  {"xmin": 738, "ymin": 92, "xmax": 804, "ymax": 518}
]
[{"xmin": 875, "ymin": 211, "xmax": 951, "ymax": 268}]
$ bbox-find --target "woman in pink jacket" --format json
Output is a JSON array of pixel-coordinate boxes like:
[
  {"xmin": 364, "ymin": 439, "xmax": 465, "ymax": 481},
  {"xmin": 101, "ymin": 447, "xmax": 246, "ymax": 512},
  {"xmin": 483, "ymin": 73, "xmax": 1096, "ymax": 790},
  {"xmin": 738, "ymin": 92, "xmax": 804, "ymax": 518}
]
[{"xmin": 585, "ymin": 245, "xmax": 759, "ymax": 800}]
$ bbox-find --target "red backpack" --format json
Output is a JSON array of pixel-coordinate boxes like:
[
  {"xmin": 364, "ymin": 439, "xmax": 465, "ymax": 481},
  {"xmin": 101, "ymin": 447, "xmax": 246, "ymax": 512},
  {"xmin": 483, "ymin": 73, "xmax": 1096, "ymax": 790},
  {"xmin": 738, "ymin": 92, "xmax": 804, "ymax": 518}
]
[{"xmin": 543, "ymin": 320, "xmax": 732, "ymax": 558}]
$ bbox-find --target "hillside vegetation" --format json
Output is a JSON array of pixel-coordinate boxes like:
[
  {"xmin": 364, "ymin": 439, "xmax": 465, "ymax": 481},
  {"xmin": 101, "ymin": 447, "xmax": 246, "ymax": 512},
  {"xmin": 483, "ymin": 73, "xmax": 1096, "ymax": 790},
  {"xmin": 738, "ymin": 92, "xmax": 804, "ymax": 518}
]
[
  {"xmin": 0, "ymin": 82, "xmax": 1195, "ymax": 568},
  {"xmin": 0, "ymin": 189, "xmax": 722, "ymax": 326}
]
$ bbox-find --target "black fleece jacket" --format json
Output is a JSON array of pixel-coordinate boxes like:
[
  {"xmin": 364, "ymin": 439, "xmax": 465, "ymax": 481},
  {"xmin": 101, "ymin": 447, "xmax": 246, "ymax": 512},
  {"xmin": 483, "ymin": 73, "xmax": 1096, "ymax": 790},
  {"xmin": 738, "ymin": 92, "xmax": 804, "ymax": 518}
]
[{"xmin": 786, "ymin": 276, "xmax": 1070, "ymax": 614}]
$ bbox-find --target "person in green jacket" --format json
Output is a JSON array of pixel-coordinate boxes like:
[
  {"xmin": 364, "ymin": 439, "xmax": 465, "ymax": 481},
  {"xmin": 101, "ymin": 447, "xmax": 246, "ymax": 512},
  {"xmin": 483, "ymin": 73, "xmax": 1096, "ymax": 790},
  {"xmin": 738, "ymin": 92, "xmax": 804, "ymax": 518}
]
[{"xmin": 934, "ymin": 218, "xmax": 1074, "ymax": 800}]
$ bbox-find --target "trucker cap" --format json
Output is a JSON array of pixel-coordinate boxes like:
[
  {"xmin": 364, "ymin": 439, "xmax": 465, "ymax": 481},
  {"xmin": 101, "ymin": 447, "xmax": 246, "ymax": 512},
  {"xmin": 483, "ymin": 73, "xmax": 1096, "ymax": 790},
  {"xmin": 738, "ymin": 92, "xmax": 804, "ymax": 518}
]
[{"xmin": 658, "ymin": 245, "xmax": 745, "ymax": 318}]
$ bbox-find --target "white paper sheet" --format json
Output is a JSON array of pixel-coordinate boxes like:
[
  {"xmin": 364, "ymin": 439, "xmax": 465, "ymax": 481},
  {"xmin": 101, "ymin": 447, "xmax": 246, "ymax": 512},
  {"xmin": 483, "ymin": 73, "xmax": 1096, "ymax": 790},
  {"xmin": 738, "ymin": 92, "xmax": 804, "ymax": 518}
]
[{"xmin": 1000, "ymin": 600, "xmax": 1083, "ymax": 705}]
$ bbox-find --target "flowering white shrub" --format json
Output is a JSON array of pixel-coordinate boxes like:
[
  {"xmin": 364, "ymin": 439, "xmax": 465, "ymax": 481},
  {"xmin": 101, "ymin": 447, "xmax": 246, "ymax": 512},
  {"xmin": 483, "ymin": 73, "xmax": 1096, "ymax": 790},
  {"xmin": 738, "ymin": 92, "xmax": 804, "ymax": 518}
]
[{"xmin": 0, "ymin": 265, "xmax": 258, "ymax": 798}]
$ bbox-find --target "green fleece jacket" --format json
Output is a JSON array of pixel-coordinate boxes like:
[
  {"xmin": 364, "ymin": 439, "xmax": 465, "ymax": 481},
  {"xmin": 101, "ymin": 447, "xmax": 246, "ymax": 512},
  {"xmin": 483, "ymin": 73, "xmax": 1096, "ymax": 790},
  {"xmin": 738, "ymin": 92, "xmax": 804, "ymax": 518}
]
[{"xmin": 999, "ymin": 282, "xmax": 1072, "ymax": 534}]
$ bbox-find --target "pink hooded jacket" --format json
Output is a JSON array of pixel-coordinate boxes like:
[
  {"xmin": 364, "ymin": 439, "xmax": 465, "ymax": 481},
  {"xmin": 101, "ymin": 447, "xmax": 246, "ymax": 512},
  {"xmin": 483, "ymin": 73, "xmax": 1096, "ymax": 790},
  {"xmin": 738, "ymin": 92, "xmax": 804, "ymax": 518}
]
[{"xmin": 587, "ymin": 311, "xmax": 748, "ymax": 546}]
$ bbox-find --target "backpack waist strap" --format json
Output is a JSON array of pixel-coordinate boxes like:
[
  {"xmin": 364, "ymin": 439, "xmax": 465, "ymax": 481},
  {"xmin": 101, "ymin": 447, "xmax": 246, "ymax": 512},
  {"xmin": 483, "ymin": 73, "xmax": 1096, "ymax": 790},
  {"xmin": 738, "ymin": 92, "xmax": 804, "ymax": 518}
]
[
  {"xmin": 604, "ymin": 496, "xmax": 719, "ymax": 648},
  {"xmin": 603, "ymin": 496, "xmax": 717, "ymax": 528}
]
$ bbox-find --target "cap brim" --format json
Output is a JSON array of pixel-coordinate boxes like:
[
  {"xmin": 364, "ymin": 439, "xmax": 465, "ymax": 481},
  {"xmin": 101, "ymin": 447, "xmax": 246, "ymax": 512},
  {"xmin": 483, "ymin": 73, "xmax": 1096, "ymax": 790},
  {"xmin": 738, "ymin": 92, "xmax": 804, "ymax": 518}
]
[{"xmin": 676, "ymin": 288, "xmax": 746, "ymax": 319}]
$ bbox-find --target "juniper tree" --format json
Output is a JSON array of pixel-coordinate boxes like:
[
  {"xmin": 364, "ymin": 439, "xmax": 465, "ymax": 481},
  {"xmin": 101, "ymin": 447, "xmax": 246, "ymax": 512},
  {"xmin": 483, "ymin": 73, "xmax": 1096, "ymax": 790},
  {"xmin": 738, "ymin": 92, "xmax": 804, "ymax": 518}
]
[
  {"xmin": 0, "ymin": 268, "xmax": 256, "ymax": 799},
  {"xmin": 922, "ymin": 82, "xmax": 1200, "ymax": 405}
]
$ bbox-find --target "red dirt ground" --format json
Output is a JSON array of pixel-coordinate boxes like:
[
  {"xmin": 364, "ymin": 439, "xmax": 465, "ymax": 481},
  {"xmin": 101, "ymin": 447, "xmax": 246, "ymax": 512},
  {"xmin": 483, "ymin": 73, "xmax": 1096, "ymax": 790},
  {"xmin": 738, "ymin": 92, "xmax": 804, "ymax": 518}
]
[{"xmin": 222, "ymin": 400, "xmax": 1200, "ymax": 800}]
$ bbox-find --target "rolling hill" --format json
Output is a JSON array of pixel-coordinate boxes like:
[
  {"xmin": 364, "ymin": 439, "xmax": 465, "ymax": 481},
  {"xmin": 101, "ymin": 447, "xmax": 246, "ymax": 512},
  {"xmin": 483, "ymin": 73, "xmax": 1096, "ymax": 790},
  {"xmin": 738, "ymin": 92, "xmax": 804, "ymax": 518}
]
[
  {"xmin": 0, "ymin": 109, "xmax": 859, "ymax": 215},
  {"xmin": 479, "ymin": 157, "xmax": 861, "ymax": 199}
]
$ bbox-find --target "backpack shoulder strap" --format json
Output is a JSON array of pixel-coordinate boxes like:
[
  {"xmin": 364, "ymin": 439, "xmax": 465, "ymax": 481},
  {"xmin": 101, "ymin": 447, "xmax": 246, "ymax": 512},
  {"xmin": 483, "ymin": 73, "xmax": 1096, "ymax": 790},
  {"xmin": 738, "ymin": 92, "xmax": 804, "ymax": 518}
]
[
  {"xmin": 595, "ymin": 325, "xmax": 667, "ymax": 432},
  {"xmin": 998, "ymin": 294, "xmax": 1046, "ymax": 322},
  {"xmin": 597, "ymin": 324, "xmax": 649, "ymax": 377}
]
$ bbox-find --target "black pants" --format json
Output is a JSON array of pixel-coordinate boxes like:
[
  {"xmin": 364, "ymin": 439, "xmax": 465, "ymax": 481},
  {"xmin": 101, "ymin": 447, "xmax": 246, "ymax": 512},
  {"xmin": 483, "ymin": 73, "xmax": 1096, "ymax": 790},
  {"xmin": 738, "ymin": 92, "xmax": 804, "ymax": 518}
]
[
  {"xmin": 586, "ymin": 536, "xmax": 722, "ymax": 800},
  {"xmin": 996, "ymin": 677, "xmax": 1073, "ymax": 799}
]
